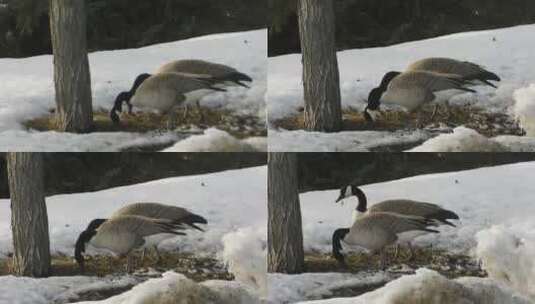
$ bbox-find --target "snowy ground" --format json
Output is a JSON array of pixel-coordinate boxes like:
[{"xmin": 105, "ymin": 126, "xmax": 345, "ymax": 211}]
[
  {"xmin": 268, "ymin": 161, "xmax": 535, "ymax": 303},
  {"xmin": 0, "ymin": 29, "xmax": 267, "ymax": 152},
  {"xmin": 0, "ymin": 166, "xmax": 267, "ymax": 303},
  {"xmin": 268, "ymin": 24, "xmax": 535, "ymax": 152}
]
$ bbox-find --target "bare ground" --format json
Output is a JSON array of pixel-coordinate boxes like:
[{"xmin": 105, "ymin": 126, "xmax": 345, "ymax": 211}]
[
  {"xmin": 23, "ymin": 107, "xmax": 266, "ymax": 151},
  {"xmin": 303, "ymin": 246, "xmax": 485, "ymax": 299},
  {"xmin": 272, "ymin": 104, "xmax": 524, "ymax": 147},
  {"xmin": 0, "ymin": 251, "xmax": 233, "ymax": 303}
]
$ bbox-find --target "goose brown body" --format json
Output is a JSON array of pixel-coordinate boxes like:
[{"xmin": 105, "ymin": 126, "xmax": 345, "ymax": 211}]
[
  {"xmin": 129, "ymin": 73, "xmax": 221, "ymax": 114},
  {"xmin": 89, "ymin": 215, "xmax": 185, "ymax": 255},
  {"xmin": 343, "ymin": 212, "xmax": 438, "ymax": 252},
  {"xmin": 380, "ymin": 71, "xmax": 475, "ymax": 112}
]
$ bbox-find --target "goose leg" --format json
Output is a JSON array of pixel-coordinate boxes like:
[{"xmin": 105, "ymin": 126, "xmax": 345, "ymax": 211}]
[
  {"xmin": 406, "ymin": 243, "xmax": 415, "ymax": 261},
  {"xmin": 442, "ymin": 101, "xmax": 451, "ymax": 120},
  {"xmin": 125, "ymin": 254, "xmax": 135, "ymax": 273},
  {"xmin": 196, "ymin": 101, "xmax": 205, "ymax": 124},
  {"xmin": 393, "ymin": 244, "xmax": 401, "ymax": 260},
  {"xmin": 415, "ymin": 111, "xmax": 425, "ymax": 129},
  {"xmin": 166, "ymin": 111, "xmax": 177, "ymax": 130},
  {"xmin": 430, "ymin": 104, "xmax": 439, "ymax": 121},
  {"xmin": 182, "ymin": 105, "xmax": 190, "ymax": 120},
  {"xmin": 380, "ymin": 249, "xmax": 388, "ymax": 270},
  {"xmin": 153, "ymin": 245, "xmax": 161, "ymax": 264},
  {"xmin": 141, "ymin": 248, "xmax": 147, "ymax": 264}
]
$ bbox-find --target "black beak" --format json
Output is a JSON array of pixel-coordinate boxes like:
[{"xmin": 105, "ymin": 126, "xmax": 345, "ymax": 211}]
[{"xmin": 335, "ymin": 195, "xmax": 344, "ymax": 203}]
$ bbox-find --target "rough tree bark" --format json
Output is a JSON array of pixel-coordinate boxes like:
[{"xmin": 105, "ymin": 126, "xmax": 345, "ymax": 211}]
[
  {"xmin": 49, "ymin": 0, "xmax": 93, "ymax": 132},
  {"xmin": 7, "ymin": 153, "xmax": 50, "ymax": 277},
  {"xmin": 268, "ymin": 153, "xmax": 305, "ymax": 273},
  {"xmin": 298, "ymin": 0, "xmax": 342, "ymax": 132}
]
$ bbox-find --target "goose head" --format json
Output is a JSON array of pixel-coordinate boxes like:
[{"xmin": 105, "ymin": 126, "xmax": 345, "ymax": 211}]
[
  {"xmin": 364, "ymin": 71, "xmax": 401, "ymax": 121},
  {"xmin": 110, "ymin": 73, "xmax": 152, "ymax": 124},
  {"xmin": 74, "ymin": 218, "xmax": 106, "ymax": 272},
  {"xmin": 335, "ymin": 184, "xmax": 368, "ymax": 213}
]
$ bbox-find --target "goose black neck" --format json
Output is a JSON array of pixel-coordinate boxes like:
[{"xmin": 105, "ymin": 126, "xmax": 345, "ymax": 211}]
[
  {"xmin": 74, "ymin": 218, "xmax": 106, "ymax": 271},
  {"xmin": 74, "ymin": 229, "xmax": 96, "ymax": 271},
  {"xmin": 351, "ymin": 186, "xmax": 367, "ymax": 213},
  {"xmin": 380, "ymin": 71, "xmax": 401, "ymax": 89},
  {"xmin": 131, "ymin": 73, "xmax": 152, "ymax": 93},
  {"xmin": 332, "ymin": 228, "xmax": 349, "ymax": 266}
]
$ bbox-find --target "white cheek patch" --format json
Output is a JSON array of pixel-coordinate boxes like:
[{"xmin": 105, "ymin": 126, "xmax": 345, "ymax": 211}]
[{"xmin": 344, "ymin": 186, "xmax": 352, "ymax": 198}]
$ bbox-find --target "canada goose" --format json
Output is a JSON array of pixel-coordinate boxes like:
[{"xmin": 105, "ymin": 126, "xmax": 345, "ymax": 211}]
[
  {"xmin": 336, "ymin": 184, "xmax": 459, "ymax": 257},
  {"xmin": 110, "ymin": 60, "xmax": 253, "ymax": 124},
  {"xmin": 332, "ymin": 212, "xmax": 438, "ymax": 268},
  {"xmin": 407, "ymin": 58, "xmax": 500, "ymax": 89},
  {"xmin": 74, "ymin": 215, "xmax": 185, "ymax": 273},
  {"xmin": 110, "ymin": 73, "xmax": 226, "ymax": 128},
  {"xmin": 74, "ymin": 202, "xmax": 207, "ymax": 273},
  {"xmin": 364, "ymin": 70, "xmax": 475, "ymax": 124}
]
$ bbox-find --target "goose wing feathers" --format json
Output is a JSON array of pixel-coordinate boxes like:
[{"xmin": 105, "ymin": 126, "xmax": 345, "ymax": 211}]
[
  {"xmin": 408, "ymin": 58, "xmax": 491, "ymax": 78},
  {"xmin": 156, "ymin": 60, "xmax": 238, "ymax": 77},
  {"xmin": 389, "ymin": 71, "xmax": 469, "ymax": 93},
  {"xmin": 370, "ymin": 200, "xmax": 459, "ymax": 219},
  {"xmin": 112, "ymin": 202, "xmax": 208, "ymax": 231},
  {"xmin": 98, "ymin": 215, "xmax": 186, "ymax": 238},
  {"xmin": 370, "ymin": 200, "xmax": 460, "ymax": 221},
  {"xmin": 138, "ymin": 73, "xmax": 216, "ymax": 93}
]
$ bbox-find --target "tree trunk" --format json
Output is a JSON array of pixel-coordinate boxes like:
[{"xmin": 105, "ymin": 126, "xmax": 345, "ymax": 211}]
[
  {"xmin": 298, "ymin": 0, "xmax": 342, "ymax": 132},
  {"xmin": 49, "ymin": 0, "xmax": 93, "ymax": 133},
  {"xmin": 7, "ymin": 153, "xmax": 51, "ymax": 277},
  {"xmin": 268, "ymin": 153, "xmax": 305, "ymax": 273}
]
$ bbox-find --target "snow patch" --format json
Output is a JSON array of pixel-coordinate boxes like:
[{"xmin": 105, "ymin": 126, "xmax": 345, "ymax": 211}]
[
  {"xmin": 0, "ymin": 166, "xmax": 267, "ymax": 257},
  {"xmin": 407, "ymin": 127, "xmax": 507, "ymax": 152},
  {"xmin": 268, "ymin": 272, "xmax": 391, "ymax": 304},
  {"xmin": 297, "ymin": 161, "xmax": 535, "ymax": 253},
  {"xmin": 220, "ymin": 227, "xmax": 267, "ymax": 297},
  {"xmin": 0, "ymin": 275, "xmax": 138, "ymax": 304},
  {"xmin": 298, "ymin": 269, "xmax": 531, "ymax": 304},
  {"xmin": 73, "ymin": 272, "xmax": 259, "ymax": 304},
  {"xmin": 269, "ymin": 24, "xmax": 535, "ymax": 151},
  {"xmin": 408, "ymin": 127, "xmax": 535, "ymax": 152},
  {"xmin": 269, "ymin": 129, "xmax": 432, "ymax": 152},
  {"xmin": 162, "ymin": 128, "xmax": 266, "ymax": 152},
  {"xmin": 513, "ymin": 84, "xmax": 535, "ymax": 136},
  {"xmin": 0, "ymin": 29, "xmax": 266, "ymax": 151},
  {"xmin": 475, "ymin": 225, "xmax": 535, "ymax": 301},
  {"xmin": 0, "ymin": 130, "xmax": 179, "ymax": 152}
]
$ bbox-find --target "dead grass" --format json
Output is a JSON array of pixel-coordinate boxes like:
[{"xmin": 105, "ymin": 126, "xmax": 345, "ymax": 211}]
[
  {"xmin": 273, "ymin": 104, "xmax": 524, "ymax": 137},
  {"xmin": 305, "ymin": 246, "xmax": 485, "ymax": 279},
  {"xmin": 0, "ymin": 252, "xmax": 233, "ymax": 282},
  {"xmin": 24, "ymin": 108, "xmax": 266, "ymax": 139}
]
